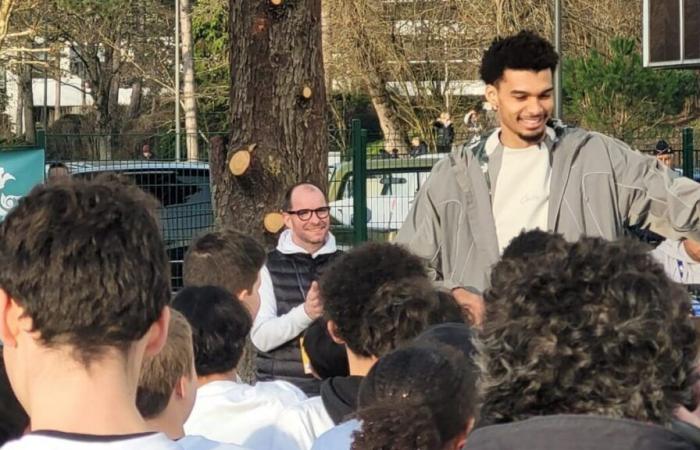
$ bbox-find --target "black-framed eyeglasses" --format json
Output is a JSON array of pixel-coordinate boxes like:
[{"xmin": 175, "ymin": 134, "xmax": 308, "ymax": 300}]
[{"xmin": 286, "ymin": 206, "xmax": 331, "ymax": 221}]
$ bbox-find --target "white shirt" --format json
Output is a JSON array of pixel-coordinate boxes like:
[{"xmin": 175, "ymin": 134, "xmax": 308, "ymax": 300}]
[
  {"xmin": 310, "ymin": 419, "xmax": 360, "ymax": 450},
  {"xmin": 178, "ymin": 435, "xmax": 249, "ymax": 450},
  {"xmin": 183, "ymin": 379, "xmax": 307, "ymax": 450},
  {"xmin": 251, "ymin": 230, "xmax": 338, "ymax": 353},
  {"xmin": 652, "ymin": 239, "xmax": 700, "ymax": 284},
  {"xmin": 268, "ymin": 396, "xmax": 334, "ymax": 450},
  {"xmin": 492, "ymin": 142, "xmax": 551, "ymax": 253},
  {"xmin": 1, "ymin": 432, "xmax": 181, "ymax": 450}
]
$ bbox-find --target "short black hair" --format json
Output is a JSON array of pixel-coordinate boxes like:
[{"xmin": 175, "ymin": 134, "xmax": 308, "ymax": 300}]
[
  {"xmin": 480, "ymin": 30, "xmax": 559, "ymax": 85},
  {"xmin": 303, "ymin": 318, "xmax": 349, "ymax": 379},
  {"xmin": 184, "ymin": 229, "xmax": 265, "ymax": 297},
  {"xmin": 655, "ymin": 139, "xmax": 672, "ymax": 155},
  {"xmin": 319, "ymin": 242, "xmax": 435, "ymax": 357},
  {"xmin": 0, "ymin": 358, "xmax": 28, "ymax": 445},
  {"xmin": 352, "ymin": 344, "xmax": 480, "ymax": 450},
  {"xmin": 0, "ymin": 179, "xmax": 170, "ymax": 366},
  {"xmin": 172, "ymin": 285, "xmax": 252, "ymax": 376},
  {"xmin": 282, "ymin": 182, "xmax": 327, "ymax": 211}
]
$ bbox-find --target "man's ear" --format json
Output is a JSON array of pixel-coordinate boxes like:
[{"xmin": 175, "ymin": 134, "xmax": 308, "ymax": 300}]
[
  {"xmin": 144, "ymin": 306, "xmax": 170, "ymax": 357},
  {"xmin": 326, "ymin": 320, "xmax": 345, "ymax": 345},
  {"xmin": 485, "ymin": 84, "xmax": 499, "ymax": 110},
  {"xmin": 282, "ymin": 212, "xmax": 293, "ymax": 230},
  {"xmin": 0, "ymin": 289, "xmax": 23, "ymax": 348}
]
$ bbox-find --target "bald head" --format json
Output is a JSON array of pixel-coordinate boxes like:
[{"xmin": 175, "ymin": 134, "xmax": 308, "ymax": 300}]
[{"xmin": 282, "ymin": 182, "xmax": 327, "ymax": 212}]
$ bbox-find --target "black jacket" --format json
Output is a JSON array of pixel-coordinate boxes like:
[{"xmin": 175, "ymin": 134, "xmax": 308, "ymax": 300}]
[
  {"xmin": 465, "ymin": 415, "xmax": 698, "ymax": 450},
  {"xmin": 256, "ymin": 248, "xmax": 342, "ymax": 395}
]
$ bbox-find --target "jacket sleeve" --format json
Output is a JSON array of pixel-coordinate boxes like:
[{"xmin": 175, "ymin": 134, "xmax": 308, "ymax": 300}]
[
  {"xmin": 396, "ymin": 175, "xmax": 461, "ymax": 290},
  {"xmin": 603, "ymin": 134, "xmax": 700, "ymax": 241}
]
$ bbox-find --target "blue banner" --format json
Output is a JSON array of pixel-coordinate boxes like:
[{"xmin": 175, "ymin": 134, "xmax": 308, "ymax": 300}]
[{"xmin": 0, "ymin": 148, "xmax": 45, "ymax": 220}]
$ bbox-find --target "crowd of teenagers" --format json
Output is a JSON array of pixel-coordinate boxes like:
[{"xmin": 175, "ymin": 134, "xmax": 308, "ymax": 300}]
[{"xmin": 3, "ymin": 29, "xmax": 700, "ymax": 450}]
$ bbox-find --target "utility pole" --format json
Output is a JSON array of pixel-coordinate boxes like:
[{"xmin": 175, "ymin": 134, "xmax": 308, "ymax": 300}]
[{"xmin": 554, "ymin": 0, "xmax": 563, "ymax": 120}]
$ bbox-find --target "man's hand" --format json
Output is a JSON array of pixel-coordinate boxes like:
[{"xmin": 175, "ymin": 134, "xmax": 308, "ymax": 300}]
[
  {"xmin": 303, "ymin": 281, "xmax": 324, "ymax": 320},
  {"xmin": 452, "ymin": 287, "xmax": 485, "ymax": 327}
]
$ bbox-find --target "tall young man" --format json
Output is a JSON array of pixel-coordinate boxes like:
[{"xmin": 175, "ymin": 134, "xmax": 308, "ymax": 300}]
[
  {"xmin": 397, "ymin": 31, "xmax": 700, "ymax": 323},
  {"xmin": 0, "ymin": 179, "xmax": 179, "ymax": 449}
]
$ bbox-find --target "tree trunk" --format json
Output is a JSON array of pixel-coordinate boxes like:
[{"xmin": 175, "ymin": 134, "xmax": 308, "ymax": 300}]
[
  {"xmin": 216, "ymin": 0, "xmax": 328, "ymax": 382},
  {"xmin": 19, "ymin": 62, "xmax": 35, "ymax": 144},
  {"xmin": 179, "ymin": 0, "xmax": 199, "ymax": 161},
  {"xmin": 128, "ymin": 78, "xmax": 142, "ymax": 119},
  {"xmin": 215, "ymin": 0, "xmax": 328, "ymax": 239},
  {"xmin": 367, "ymin": 81, "xmax": 407, "ymax": 153},
  {"xmin": 54, "ymin": 53, "xmax": 62, "ymax": 122}
]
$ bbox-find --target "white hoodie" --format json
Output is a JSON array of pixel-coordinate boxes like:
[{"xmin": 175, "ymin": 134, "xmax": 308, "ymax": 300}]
[
  {"xmin": 183, "ymin": 379, "xmax": 306, "ymax": 450},
  {"xmin": 651, "ymin": 240, "xmax": 700, "ymax": 284},
  {"xmin": 1, "ymin": 432, "xmax": 180, "ymax": 450},
  {"xmin": 310, "ymin": 419, "xmax": 360, "ymax": 450}
]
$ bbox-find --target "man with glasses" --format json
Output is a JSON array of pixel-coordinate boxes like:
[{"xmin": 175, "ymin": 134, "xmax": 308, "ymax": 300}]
[{"xmin": 252, "ymin": 182, "xmax": 343, "ymax": 395}]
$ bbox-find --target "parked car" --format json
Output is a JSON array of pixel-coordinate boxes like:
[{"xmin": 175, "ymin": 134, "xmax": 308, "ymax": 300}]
[
  {"xmin": 62, "ymin": 160, "xmax": 213, "ymax": 290},
  {"xmin": 328, "ymin": 154, "xmax": 445, "ymax": 246}
]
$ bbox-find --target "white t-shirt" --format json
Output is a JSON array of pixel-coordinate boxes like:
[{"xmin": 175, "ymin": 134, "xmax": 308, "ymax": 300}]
[
  {"xmin": 310, "ymin": 419, "xmax": 360, "ymax": 450},
  {"xmin": 492, "ymin": 143, "xmax": 551, "ymax": 253},
  {"xmin": 268, "ymin": 396, "xmax": 334, "ymax": 450},
  {"xmin": 651, "ymin": 239, "xmax": 700, "ymax": 284},
  {"xmin": 178, "ymin": 435, "xmax": 249, "ymax": 450},
  {"xmin": 1, "ymin": 431, "xmax": 180, "ymax": 450},
  {"xmin": 183, "ymin": 379, "xmax": 306, "ymax": 450}
]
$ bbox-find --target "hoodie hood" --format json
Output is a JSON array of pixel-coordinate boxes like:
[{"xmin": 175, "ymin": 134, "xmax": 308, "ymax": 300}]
[
  {"xmin": 320, "ymin": 375, "xmax": 364, "ymax": 425},
  {"xmin": 276, "ymin": 229, "xmax": 337, "ymax": 258}
]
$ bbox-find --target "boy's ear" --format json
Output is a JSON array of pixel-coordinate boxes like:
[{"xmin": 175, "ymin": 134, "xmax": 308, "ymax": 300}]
[
  {"xmin": 0, "ymin": 289, "xmax": 23, "ymax": 348},
  {"xmin": 326, "ymin": 320, "xmax": 345, "ymax": 345},
  {"xmin": 144, "ymin": 306, "xmax": 170, "ymax": 357}
]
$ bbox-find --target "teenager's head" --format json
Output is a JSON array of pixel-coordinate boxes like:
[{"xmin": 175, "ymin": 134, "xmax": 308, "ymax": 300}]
[
  {"xmin": 482, "ymin": 237, "xmax": 697, "ymax": 425},
  {"xmin": 0, "ymin": 358, "xmax": 28, "ymax": 445},
  {"xmin": 319, "ymin": 242, "xmax": 429, "ymax": 358},
  {"xmin": 481, "ymin": 31, "xmax": 559, "ymax": 148},
  {"xmin": 352, "ymin": 344, "xmax": 480, "ymax": 450},
  {"xmin": 0, "ymin": 179, "xmax": 170, "ymax": 409},
  {"xmin": 358, "ymin": 278, "xmax": 466, "ymax": 358},
  {"xmin": 303, "ymin": 318, "xmax": 349, "ymax": 379},
  {"xmin": 183, "ymin": 229, "xmax": 265, "ymax": 318},
  {"xmin": 136, "ymin": 310, "xmax": 196, "ymax": 424},
  {"xmin": 172, "ymin": 285, "xmax": 252, "ymax": 378}
]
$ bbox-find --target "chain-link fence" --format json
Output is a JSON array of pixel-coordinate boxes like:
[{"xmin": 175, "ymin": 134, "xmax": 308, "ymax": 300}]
[{"xmin": 44, "ymin": 132, "xmax": 219, "ymax": 290}]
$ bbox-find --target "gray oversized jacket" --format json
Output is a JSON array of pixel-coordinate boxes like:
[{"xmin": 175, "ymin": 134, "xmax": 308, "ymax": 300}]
[{"xmin": 396, "ymin": 125, "xmax": 700, "ymax": 291}]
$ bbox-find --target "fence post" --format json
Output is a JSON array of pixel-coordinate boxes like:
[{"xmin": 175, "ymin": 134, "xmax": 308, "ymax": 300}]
[
  {"xmin": 36, "ymin": 129, "xmax": 46, "ymax": 151},
  {"xmin": 682, "ymin": 127, "xmax": 694, "ymax": 179},
  {"xmin": 351, "ymin": 119, "xmax": 368, "ymax": 244}
]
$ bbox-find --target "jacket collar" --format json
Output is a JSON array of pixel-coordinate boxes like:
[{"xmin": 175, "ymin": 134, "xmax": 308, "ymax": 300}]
[{"xmin": 276, "ymin": 229, "xmax": 337, "ymax": 258}]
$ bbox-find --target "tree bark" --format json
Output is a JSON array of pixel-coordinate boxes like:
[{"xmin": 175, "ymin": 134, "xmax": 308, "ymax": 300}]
[
  {"xmin": 216, "ymin": 0, "xmax": 328, "ymax": 382},
  {"xmin": 54, "ymin": 52, "xmax": 61, "ymax": 122},
  {"xmin": 19, "ymin": 62, "xmax": 34, "ymax": 144},
  {"xmin": 215, "ymin": 0, "xmax": 328, "ymax": 240},
  {"xmin": 128, "ymin": 78, "xmax": 142, "ymax": 119},
  {"xmin": 179, "ymin": 0, "xmax": 199, "ymax": 161}
]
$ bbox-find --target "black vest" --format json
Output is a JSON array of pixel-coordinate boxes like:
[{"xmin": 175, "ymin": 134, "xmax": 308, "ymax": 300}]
[{"xmin": 256, "ymin": 248, "xmax": 343, "ymax": 395}]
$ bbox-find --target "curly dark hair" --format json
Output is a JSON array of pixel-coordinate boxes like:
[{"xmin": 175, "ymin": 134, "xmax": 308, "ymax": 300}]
[
  {"xmin": 359, "ymin": 278, "xmax": 467, "ymax": 358},
  {"xmin": 352, "ymin": 344, "xmax": 479, "ymax": 450},
  {"xmin": 0, "ymin": 178, "xmax": 169, "ymax": 366},
  {"xmin": 172, "ymin": 285, "xmax": 252, "ymax": 376},
  {"xmin": 481, "ymin": 236, "xmax": 698, "ymax": 426},
  {"xmin": 480, "ymin": 30, "xmax": 559, "ymax": 85},
  {"xmin": 319, "ymin": 242, "xmax": 428, "ymax": 357}
]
